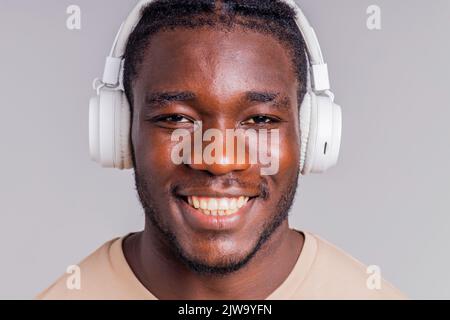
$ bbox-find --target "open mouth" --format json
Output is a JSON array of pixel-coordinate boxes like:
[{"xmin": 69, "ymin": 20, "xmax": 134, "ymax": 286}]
[{"xmin": 180, "ymin": 196, "xmax": 256, "ymax": 216}]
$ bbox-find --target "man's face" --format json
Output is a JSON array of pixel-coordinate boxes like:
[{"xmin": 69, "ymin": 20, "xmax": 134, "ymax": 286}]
[{"xmin": 131, "ymin": 27, "xmax": 301, "ymax": 274}]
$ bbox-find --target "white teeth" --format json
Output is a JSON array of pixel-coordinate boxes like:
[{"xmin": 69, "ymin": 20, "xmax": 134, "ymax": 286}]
[
  {"xmin": 218, "ymin": 198, "xmax": 228, "ymax": 210},
  {"xmin": 200, "ymin": 198, "xmax": 208, "ymax": 210},
  {"xmin": 208, "ymin": 198, "xmax": 218, "ymax": 211},
  {"xmin": 186, "ymin": 196, "xmax": 251, "ymax": 216},
  {"xmin": 193, "ymin": 197, "xmax": 200, "ymax": 209},
  {"xmin": 237, "ymin": 196, "xmax": 245, "ymax": 208},
  {"xmin": 230, "ymin": 198, "xmax": 237, "ymax": 210}
]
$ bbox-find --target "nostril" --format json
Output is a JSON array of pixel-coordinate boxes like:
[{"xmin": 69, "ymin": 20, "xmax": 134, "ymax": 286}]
[{"xmin": 190, "ymin": 163, "xmax": 251, "ymax": 176}]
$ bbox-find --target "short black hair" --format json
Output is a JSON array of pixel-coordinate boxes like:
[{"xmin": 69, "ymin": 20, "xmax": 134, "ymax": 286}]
[{"xmin": 123, "ymin": 0, "xmax": 308, "ymax": 112}]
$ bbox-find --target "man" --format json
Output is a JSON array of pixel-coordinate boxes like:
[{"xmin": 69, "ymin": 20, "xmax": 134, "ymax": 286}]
[{"xmin": 38, "ymin": 0, "xmax": 405, "ymax": 299}]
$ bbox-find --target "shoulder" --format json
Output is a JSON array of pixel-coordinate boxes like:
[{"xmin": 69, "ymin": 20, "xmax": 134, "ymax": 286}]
[
  {"xmin": 297, "ymin": 231, "xmax": 407, "ymax": 300},
  {"xmin": 36, "ymin": 237, "xmax": 122, "ymax": 300}
]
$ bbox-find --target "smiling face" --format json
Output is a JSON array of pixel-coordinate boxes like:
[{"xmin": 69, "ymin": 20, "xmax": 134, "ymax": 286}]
[{"xmin": 130, "ymin": 26, "xmax": 302, "ymax": 274}]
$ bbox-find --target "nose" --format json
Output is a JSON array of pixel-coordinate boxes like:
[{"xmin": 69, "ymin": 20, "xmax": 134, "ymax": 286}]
[
  {"xmin": 189, "ymin": 155, "xmax": 251, "ymax": 176},
  {"xmin": 187, "ymin": 126, "xmax": 252, "ymax": 176}
]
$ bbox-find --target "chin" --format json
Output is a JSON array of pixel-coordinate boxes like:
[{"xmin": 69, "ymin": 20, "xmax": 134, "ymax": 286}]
[{"xmin": 172, "ymin": 231, "xmax": 261, "ymax": 275}]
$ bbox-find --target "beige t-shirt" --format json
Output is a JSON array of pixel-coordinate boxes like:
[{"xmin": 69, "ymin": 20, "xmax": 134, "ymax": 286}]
[{"xmin": 37, "ymin": 230, "xmax": 406, "ymax": 300}]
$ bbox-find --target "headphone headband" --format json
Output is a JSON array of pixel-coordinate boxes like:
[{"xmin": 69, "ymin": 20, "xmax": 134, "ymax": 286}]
[
  {"xmin": 90, "ymin": 0, "xmax": 342, "ymax": 173},
  {"xmin": 101, "ymin": 0, "xmax": 331, "ymax": 93}
]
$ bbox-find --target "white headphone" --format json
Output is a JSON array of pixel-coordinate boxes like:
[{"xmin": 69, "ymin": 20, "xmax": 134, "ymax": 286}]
[{"xmin": 89, "ymin": 0, "xmax": 342, "ymax": 175}]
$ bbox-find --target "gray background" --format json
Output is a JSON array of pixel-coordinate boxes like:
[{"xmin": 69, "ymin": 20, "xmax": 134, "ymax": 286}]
[{"xmin": 1, "ymin": 0, "xmax": 449, "ymax": 299}]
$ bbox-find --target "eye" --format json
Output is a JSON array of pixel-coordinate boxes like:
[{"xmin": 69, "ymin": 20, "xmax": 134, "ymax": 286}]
[
  {"xmin": 156, "ymin": 114, "xmax": 193, "ymax": 123},
  {"xmin": 241, "ymin": 115, "xmax": 280, "ymax": 125}
]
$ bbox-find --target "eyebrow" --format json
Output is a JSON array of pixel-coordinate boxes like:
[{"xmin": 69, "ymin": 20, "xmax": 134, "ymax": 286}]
[
  {"xmin": 245, "ymin": 91, "xmax": 279, "ymax": 103},
  {"xmin": 143, "ymin": 90, "xmax": 290, "ymax": 110},
  {"xmin": 144, "ymin": 91, "xmax": 196, "ymax": 106},
  {"xmin": 244, "ymin": 91, "xmax": 290, "ymax": 110}
]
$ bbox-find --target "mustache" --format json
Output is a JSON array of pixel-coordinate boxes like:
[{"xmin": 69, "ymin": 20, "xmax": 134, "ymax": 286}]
[{"xmin": 171, "ymin": 176, "xmax": 270, "ymax": 200}]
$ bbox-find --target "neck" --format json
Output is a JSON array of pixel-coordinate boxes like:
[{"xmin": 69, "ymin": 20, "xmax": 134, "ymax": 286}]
[{"xmin": 123, "ymin": 219, "xmax": 304, "ymax": 299}]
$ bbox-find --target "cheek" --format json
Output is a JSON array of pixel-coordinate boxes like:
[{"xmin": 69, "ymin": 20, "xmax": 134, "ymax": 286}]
[
  {"xmin": 274, "ymin": 127, "xmax": 300, "ymax": 178},
  {"xmin": 279, "ymin": 141, "xmax": 300, "ymax": 173},
  {"xmin": 257, "ymin": 128, "xmax": 299, "ymax": 205},
  {"xmin": 133, "ymin": 125, "xmax": 180, "ymax": 183}
]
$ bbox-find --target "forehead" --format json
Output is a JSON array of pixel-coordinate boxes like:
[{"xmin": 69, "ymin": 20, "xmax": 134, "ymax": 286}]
[{"xmin": 134, "ymin": 27, "xmax": 298, "ymax": 100}]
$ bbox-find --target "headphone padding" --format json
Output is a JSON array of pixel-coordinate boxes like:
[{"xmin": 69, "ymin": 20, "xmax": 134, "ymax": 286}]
[
  {"xmin": 97, "ymin": 90, "xmax": 116, "ymax": 168},
  {"xmin": 299, "ymin": 92, "xmax": 312, "ymax": 173},
  {"xmin": 118, "ymin": 93, "xmax": 133, "ymax": 169},
  {"xmin": 302, "ymin": 92, "xmax": 318, "ymax": 174}
]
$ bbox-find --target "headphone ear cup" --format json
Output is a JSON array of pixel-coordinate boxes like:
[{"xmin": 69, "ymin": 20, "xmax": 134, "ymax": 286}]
[
  {"xmin": 89, "ymin": 96, "xmax": 101, "ymax": 163},
  {"xmin": 301, "ymin": 92, "xmax": 318, "ymax": 175},
  {"xmin": 98, "ymin": 89, "xmax": 117, "ymax": 168},
  {"xmin": 299, "ymin": 92, "xmax": 312, "ymax": 174},
  {"xmin": 118, "ymin": 92, "xmax": 133, "ymax": 169},
  {"xmin": 328, "ymin": 102, "xmax": 342, "ymax": 170},
  {"xmin": 303, "ymin": 93, "xmax": 342, "ymax": 174},
  {"xmin": 91, "ymin": 89, "xmax": 132, "ymax": 169},
  {"xmin": 89, "ymin": 88, "xmax": 133, "ymax": 169}
]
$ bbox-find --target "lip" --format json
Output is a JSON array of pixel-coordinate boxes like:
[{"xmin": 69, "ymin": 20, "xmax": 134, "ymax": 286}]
[{"xmin": 175, "ymin": 195, "xmax": 258, "ymax": 232}]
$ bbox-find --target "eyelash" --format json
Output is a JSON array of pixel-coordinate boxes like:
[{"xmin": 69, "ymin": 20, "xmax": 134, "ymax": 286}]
[
  {"xmin": 241, "ymin": 115, "xmax": 281, "ymax": 125},
  {"xmin": 154, "ymin": 114, "xmax": 193, "ymax": 123},
  {"xmin": 153, "ymin": 114, "xmax": 281, "ymax": 125}
]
